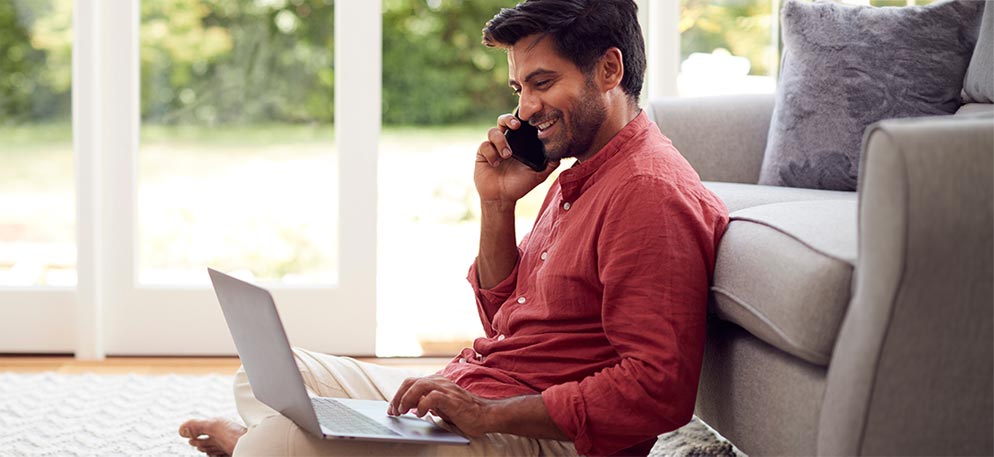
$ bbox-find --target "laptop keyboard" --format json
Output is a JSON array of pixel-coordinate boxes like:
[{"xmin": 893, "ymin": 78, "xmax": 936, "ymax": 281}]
[{"xmin": 311, "ymin": 397, "xmax": 401, "ymax": 437}]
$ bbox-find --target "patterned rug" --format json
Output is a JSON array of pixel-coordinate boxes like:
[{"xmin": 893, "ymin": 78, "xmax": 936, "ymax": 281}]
[{"xmin": 0, "ymin": 372, "xmax": 741, "ymax": 456}]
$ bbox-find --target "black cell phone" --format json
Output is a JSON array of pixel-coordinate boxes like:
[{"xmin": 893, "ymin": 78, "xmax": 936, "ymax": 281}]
[{"xmin": 503, "ymin": 111, "xmax": 548, "ymax": 172}]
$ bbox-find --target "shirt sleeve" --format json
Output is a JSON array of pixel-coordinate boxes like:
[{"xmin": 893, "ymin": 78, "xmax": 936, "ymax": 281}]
[
  {"xmin": 466, "ymin": 249, "xmax": 522, "ymax": 338},
  {"xmin": 541, "ymin": 176, "xmax": 727, "ymax": 456}
]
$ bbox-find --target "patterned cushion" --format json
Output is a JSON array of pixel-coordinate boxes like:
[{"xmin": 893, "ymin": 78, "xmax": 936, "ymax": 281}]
[{"xmin": 758, "ymin": 0, "xmax": 984, "ymax": 191}]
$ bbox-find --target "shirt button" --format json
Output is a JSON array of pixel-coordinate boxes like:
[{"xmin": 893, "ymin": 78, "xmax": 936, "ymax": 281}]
[
  {"xmin": 497, "ymin": 334, "xmax": 505, "ymax": 341},
  {"xmin": 563, "ymin": 202, "xmax": 571, "ymax": 211},
  {"xmin": 540, "ymin": 251, "xmax": 548, "ymax": 261},
  {"xmin": 517, "ymin": 296, "xmax": 526, "ymax": 304}
]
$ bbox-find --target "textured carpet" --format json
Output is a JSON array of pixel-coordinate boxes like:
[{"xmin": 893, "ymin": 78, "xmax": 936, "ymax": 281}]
[{"xmin": 0, "ymin": 372, "xmax": 741, "ymax": 456}]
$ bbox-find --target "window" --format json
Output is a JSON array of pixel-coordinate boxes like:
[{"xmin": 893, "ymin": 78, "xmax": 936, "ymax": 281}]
[
  {"xmin": 376, "ymin": 0, "xmax": 574, "ymax": 356},
  {"xmin": 139, "ymin": 0, "xmax": 338, "ymax": 286},
  {"xmin": 679, "ymin": 0, "xmax": 777, "ymax": 96},
  {"xmin": 0, "ymin": 0, "xmax": 74, "ymax": 287},
  {"xmin": 0, "ymin": 0, "xmax": 377, "ymax": 358},
  {"xmin": 0, "ymin": 0, "xmax": 75, "ymax": 353}
]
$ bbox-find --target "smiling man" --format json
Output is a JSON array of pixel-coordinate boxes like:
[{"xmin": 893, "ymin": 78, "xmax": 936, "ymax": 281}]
[{"xmin": 180, "ymin": 1, "xmax": 727, "ymax": 456}]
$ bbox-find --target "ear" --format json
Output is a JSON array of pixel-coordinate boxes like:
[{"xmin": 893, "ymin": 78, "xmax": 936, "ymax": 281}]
[{"xmin": 596, "ymin": 47, "xmax": 625, "ymax": 91}]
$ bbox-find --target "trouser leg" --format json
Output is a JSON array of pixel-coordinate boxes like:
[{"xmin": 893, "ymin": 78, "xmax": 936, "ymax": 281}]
[
  {"xmin": 232, "ymin": 347, "xmax": 577, "ymax": 457},
  {"xmin": 233, "ymin": 347, "xmax": 424, "ymax": 427}
]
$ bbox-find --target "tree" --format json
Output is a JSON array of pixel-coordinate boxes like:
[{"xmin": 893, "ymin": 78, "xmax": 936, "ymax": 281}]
[
  {"xmin": 0, "ymin": 0, "xmax": 70, "ymax": 123},
  {"xmin": 382, "ymin": 0, "xmax": 517, "ymax": 125}
]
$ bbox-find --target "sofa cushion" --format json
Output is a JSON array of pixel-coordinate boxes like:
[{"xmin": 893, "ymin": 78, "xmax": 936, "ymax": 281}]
[
  {"xmin": 712, "ymin": 199, "xmax": 857, "ymax": 366},
  {"xmin": 963, "ymin": 0, "xmax": 993, "ymax": 103},
  {"xmin": 759, "ymin": 0, "xmax": 984, "ymax": 191},
  {"xmin": 704, "ymin": 181, "xmax": 854, "ymax": 213},
  {"xmin": 956, "ymin": 103, "xmax": 994, "ymax": 117}
]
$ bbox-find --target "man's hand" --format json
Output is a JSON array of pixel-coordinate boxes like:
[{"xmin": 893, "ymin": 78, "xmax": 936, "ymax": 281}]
[
  {"xmin": 475, "ymin": 113, "xmax": 561, "ymax": 288},
  {"xmin": 387, "ymin": 375, "xmax": 495, "ymax": 436},
  {"xmin": 387, "ymin": 375, "xmax": 569, "ymax": 441},
  {"xmin": 475, "ymin": 113, "xmax": 559, "ymax": 205}
]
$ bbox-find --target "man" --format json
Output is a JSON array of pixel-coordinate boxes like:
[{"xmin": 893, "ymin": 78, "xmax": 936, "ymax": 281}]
[{"xmin": 180, "ymin": 1, "xmax": 728, "ymax": 456}]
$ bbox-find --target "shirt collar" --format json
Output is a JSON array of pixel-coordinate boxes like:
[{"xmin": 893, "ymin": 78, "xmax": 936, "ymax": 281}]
[{"xmin": 558, "ymin": 110, "xmax": 650, "ymax": 202}]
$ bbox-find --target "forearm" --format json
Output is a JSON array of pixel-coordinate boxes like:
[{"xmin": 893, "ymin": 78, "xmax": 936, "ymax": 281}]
[
  {"xmin": 489, "ymin": 395, "xmax": 569, "ymax": 441},
  {"xmin": 477, "ymin": 199, "xmax": 519, "ymax": 289}
]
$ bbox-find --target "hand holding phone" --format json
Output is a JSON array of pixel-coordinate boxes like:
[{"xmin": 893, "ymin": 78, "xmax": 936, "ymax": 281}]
[{"xmin": 503, "ymin": 111, "xmax": 549, "ymax": 172}]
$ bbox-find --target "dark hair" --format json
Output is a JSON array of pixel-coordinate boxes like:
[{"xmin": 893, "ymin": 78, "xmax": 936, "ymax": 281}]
[{"xmin": 482, "ymin": 0, "xmax": 645, "ymax": 104}]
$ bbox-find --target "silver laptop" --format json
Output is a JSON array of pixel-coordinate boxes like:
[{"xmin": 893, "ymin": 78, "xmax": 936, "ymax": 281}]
[{"xmin": 207, "ymin": 268, "xmax": 470, "ymax": 445}]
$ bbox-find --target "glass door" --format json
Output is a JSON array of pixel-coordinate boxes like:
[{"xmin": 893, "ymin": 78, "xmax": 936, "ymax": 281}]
[
  {"xmin": 0, "ymin": 0, "xmax": 76, "ymax": 352},
  {"xmin": 98, "ymin": 0, "xmax": 378, "ymax": 355}
]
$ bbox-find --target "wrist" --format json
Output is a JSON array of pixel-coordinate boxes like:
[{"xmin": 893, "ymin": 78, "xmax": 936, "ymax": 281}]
[
  {"xmin": 479, "ymin": 198, "xmax": 517, "ymax": 214},
  {"xmin": 483, "ymin": 397, "xmax": 513, "ymax": 434},
  {"xmin": 488, "ymin": 395, "xmax": 568, "ymax": 440}
]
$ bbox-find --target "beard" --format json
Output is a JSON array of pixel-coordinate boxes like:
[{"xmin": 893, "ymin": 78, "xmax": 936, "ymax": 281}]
[{"xmin": 537, "ymin": 79, "xmax": 607, "ymax": 162}]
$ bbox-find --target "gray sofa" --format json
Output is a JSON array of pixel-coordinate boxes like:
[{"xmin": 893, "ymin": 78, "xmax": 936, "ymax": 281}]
[{"xmin": 648, "ymin": 83, "xmax": 993, "ymax": 455}]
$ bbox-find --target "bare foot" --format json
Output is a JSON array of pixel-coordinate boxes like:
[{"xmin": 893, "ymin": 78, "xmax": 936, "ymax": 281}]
[{"xmin": 179, "ymin": 417, "xmax": 247, "ymax": 457}]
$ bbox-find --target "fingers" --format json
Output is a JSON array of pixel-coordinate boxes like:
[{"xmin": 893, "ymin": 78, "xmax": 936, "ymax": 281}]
[
  {"xmin": 397, "ymin": 377, "xmax": 446, "ymax": 417},
  {"xmin": 416, "ymin": 390, "xmax": 448, "ymax": 417},
  {"xmin": 388, "ymin": 376, "xmax": 418, "ymax": 415},
  {"xmin": 497, "ymin": 112, "xmax": 520, "ymax": 132},
  {"xmin": 477, "ymin": 138, "xmax": 504, "ymax": 167},
  {"xmin": 389, "ymin": 375, "xmax": 462, "ymax": 418},
  {"xmin": 479, "ymin": 113, "xmax": 521, "ymax": 167}
]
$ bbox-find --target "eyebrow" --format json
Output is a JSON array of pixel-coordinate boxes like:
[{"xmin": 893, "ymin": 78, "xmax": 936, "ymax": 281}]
[{"xmin": 509, "ymin": 69, "xmax": 557, "ymax": 88}]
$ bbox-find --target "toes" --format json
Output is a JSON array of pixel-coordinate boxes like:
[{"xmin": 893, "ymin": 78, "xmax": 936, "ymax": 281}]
[{"xmin": 179, "ymin": 418, "xmax": 208, "ymax": 438}]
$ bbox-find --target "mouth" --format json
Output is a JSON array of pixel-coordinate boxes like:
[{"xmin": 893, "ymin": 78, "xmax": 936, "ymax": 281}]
[{"xmin": 533, "ymin": 117, "xmax": 558, "ymax": 136}]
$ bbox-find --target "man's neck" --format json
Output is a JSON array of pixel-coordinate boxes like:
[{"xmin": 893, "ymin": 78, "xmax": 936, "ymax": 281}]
[{"xmin": 575, "ymin": 101, "xmax": 641, "ymax": 163}]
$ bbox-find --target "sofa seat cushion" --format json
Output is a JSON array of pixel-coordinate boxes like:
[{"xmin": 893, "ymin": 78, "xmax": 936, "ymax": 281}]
[
  {"xmin": 704, "ymin": 181, "xmax": 855, "ymax": 213},
  {"xmin": 956, "ymin": 103, "xmax": 994, "ymax": 116},
  {"xmin": 712, "ymin": 198, "xmax": 857, "ymax": 366}
]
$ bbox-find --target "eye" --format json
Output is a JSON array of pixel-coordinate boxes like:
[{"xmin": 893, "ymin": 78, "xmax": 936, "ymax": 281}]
[{"xmin": 535, "ymin": 79, "xmax": 551, "ymax": 89}]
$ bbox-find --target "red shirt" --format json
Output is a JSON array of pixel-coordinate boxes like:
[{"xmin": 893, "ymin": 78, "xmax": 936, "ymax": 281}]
[{"xmin": 439, "ymin": 111, "xmax": 728, "ymax": 456}]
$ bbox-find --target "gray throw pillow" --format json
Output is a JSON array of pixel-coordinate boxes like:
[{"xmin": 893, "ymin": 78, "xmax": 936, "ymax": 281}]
[
  {"xmin": 963, "ymin": 0, "xmax": 993, "ymax": 104},
  {"xmin": 759, "ymin": 0, "xmax": 984, "ymax": 191}
]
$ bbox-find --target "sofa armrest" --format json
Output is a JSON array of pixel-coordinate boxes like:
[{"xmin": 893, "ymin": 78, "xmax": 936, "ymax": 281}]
[
  {"xmin": 819, "ymin": 115, "xmax": 994, "ymax": 456},
  {"xmin": 646, "ymin": 94, "xmax": 774, "ymax": 183}
]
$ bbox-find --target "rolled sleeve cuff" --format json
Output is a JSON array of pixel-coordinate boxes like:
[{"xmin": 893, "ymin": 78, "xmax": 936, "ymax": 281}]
[
  {"xmin": 541, "ymin": 382, "xmax": 589, "ymax": 455},
  {"xmin": 466, "ymin": 251, "xmax": 521, "ymax": 336}
]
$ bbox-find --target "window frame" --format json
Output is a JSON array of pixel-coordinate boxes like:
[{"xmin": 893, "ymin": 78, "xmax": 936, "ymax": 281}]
[{"xmin": 66, "ymin": 0, "xmax": 380, "ymax": 358}]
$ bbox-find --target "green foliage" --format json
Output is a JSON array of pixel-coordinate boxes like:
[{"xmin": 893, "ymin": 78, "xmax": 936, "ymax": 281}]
[
  {"xmin": 3, "ymin": 0, "xmax": 519, "ymax": 126},
  {"xmin": 0, "ymin": 0, "xmax": 69, "ymax": 123},
  {"xmin": 141, "ymin": 0, "xmax": 335, "ymax": 125},
  {"xmin": 382, "ymin": 0, "xmax": 516, "ymax": 125},
  {"xmin": 680, "ymin": 0, "xmax": 775, "ymax": 76}
]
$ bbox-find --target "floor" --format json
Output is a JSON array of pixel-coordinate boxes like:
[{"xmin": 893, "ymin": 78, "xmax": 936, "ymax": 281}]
[{"xmin": 0, "ymin": 355, "xmax": 450, "ymax": 375}]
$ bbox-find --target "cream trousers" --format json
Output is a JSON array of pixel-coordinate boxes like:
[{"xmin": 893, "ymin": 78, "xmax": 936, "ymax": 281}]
[{"xmin": 231, "ymin": 347, "xmax": 578, "ymax": 457}]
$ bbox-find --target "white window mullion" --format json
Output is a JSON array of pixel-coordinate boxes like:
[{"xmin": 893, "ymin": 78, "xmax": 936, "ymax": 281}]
[
  {"xmin": 73, "ymin": 0, "xmax": 103, "ymax": 360},
  {"xmin": 334, "ymin": 0, "xmax": 381, "ymax": 354},
  {"xmin": 641, "ymin": 0, "xmax": 680, "ymax": 100},
  {"xmin": 73, "ymin": 0, "xmax": 139, "ymax": 360},
  {"xmin": 101, "ymin": 0, "xmax": 140, "ymax": 356}
]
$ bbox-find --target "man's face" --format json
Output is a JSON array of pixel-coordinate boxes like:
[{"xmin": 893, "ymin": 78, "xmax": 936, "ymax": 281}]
[{"xmin": 507, "ymin": 35, "xmax": 607, "ymax": 162}]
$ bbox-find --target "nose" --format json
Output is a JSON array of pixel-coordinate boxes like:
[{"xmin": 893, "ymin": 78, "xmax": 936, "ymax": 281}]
[{"xmin": 517, "ymin": 90, "xmax": 541, "ymax": 123}]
